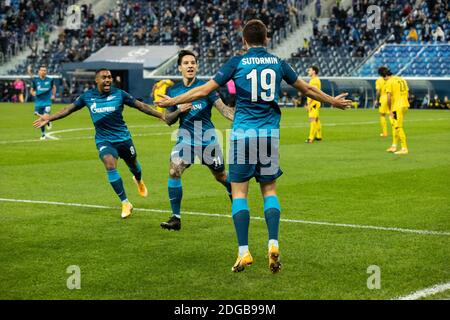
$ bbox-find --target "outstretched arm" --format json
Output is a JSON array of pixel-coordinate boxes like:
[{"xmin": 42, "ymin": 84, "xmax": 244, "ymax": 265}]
[
  {"xmin": 33, "ymin": 103, "xmax": 80, "ymax": 128},
  {"xmin": 131, "ymin": 99, "xmax": 166, "ymax": 121},
  {"xmin": 155, "ymin": 80, "xmax": 220, "ymax": 107},
  {"xmin": 214, "ymin": 98, "xmax": 234, "ymax": 121},
  {"xmin": 291, "ymin": 78, "xmax": 352, "ymax": 109}
]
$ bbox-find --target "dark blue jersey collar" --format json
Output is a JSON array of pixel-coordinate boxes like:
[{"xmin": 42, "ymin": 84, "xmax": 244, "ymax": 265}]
[{"xmin": 247, "ymin": 47, "xmax": 267, "ymax": 52}]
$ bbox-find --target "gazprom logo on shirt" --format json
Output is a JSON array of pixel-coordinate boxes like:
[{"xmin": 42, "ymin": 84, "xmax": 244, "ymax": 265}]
[
  {"xmin": 90, "ymin": 101, "xmax": 116, "ymax": 113},
  {"xmin": 192, "ymin": 103, "xmax": 203, "ymax": 110},
  {"xmin": 37, "ymin": 82, "xmax": 50, "ymax": 90}
]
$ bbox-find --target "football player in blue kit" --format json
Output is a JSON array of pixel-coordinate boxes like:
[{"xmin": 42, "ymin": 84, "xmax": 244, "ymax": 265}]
[
  {"xmin": 156, "ymin": 20, "xmax": 352, "ymax": 273},
  {"xmin": 160, "ymin": 50, "xmax": 235, "ymax": 231},
  {"xmin": 30, "ymin": 65, "xmax": 57, "ymax": 140},
  {"xmin": 33, "ymin": 69, "xmax": 165, "ymax": 219}
]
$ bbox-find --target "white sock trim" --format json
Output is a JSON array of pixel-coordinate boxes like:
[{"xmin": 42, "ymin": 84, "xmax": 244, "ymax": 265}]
[
  {"xmin": 238, "ymin": 245, "xmax": 249, "ymax": 256},
  {"xmin": 268, "ymin": 239, "xmax": 279, "ymax": 249}
]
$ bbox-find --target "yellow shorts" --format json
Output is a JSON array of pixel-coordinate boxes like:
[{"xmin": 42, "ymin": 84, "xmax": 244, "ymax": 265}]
[
  {"xmin": 392, "ymin": 107, "xmax": 408, "ymax": 129},
  {"xmin": 308, "ymin": 105, "xmax": 320, "ymax": 118},
  {"xmin": 379, "ymin": 102, "xmax": 389, "ymax": 114}
]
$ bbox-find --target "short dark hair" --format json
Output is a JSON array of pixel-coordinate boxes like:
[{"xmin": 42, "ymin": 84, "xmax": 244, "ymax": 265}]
[
  {"xmin": 95, "ymin": 68, "xmax": 110, "ymax": 76},
  {"xmin": 378, "ymin": 66, "xmax": 389, "ymax": 77},
  {"xmin": 310, "ymin": 65, "xmax": 319, "ymax": 75},
  {"xmin": 243, "ymin": 19, "xmax": 267, "ymax": 46},
  {"xmin": 177, "ymin": 50, "xmax": 197, "ymax": 66},
  {"xmin": 38, "ymin": 65, "xmax": 47, "ymax": 70}
]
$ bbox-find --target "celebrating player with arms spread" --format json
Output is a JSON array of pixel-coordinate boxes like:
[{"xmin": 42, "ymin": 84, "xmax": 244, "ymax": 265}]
[
  {"xmin": 156, "ymin": 20, "xmax": 352, "ymax": 273},
  {"xmin": 33, "ymin": 69, "xmax": 165, "ymax": 218}
]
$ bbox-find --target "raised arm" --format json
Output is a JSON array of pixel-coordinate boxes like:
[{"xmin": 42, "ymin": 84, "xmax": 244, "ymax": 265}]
[
  {"xmin": 33, "ymin": 103, "xmax": 81, "ymax": 128},
  {"xmin": 155, "ymin": 80, "xmax": 220, "ymax": 107},
  {"xmin": 291, "ymin": 78, "xmax": 352, "ymax": 109},
  {"xmin": 214, "ymin": 98, "xmax": 234, "ymax": 121}
]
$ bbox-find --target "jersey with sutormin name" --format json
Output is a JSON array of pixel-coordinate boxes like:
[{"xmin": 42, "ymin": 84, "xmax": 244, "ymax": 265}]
[
  {"xmin": 73, "ymin": 87, "xmax": 136, "ymax": 144},
  {"xmin": 32, "ymin": 76, "xmax": 54, "ymax": 107},
  {"xmin": 213, "ymin": 47, "xmax": 298, "ymax": 140},
  {"xmin": 167, "ymin": 78, "xmax": 220, "ymax": 146}
]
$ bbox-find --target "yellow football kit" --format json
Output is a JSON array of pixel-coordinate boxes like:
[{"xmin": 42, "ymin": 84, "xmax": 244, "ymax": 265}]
[
  {"xmin": 386, "ymin": 76, "xmax": 410, "ymax": 151},
  {"xmin": 153, "ymin": 79, "xmax": 174, "ymax": 112},
  {"xmin": 376, "ymin": 77, "xmax": 389, "ymax": 114},
  {"xmin": 307, "ymin": 77, "xmax": 321, "ymax": 118},
  {"xmin": 376, "ymin": 77, "xmax": 390, "ymax": 136},
  {"xmin": 306, "ymin": 76, "xmax": 322, "ymax": 141}
]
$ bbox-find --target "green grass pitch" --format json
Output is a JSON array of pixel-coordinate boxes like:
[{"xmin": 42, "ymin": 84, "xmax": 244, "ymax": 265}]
[{"xmin": 0, "ymin": 102, "xmax": 449, "ymax": 300}]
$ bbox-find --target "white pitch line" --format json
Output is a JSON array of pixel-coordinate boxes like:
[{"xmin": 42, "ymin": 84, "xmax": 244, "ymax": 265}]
[
  {"xmin": 44, "ymin": 124, "xmax": 169, "ymax": 140},
  {"xmin": 0, "ymin": 132, "xmax": 173, "ymax": 144},
  {"xmin": 0, "ymin": 124, "xmax": 169, "ymax": 145},
  {"xmin": 45, "ymin": 124, "xmax": 164, "ymax": 136},
  {"xmin": 3, "ymin": 118, "xmax": 449, "ymax": 145},
  {"xmin": 0, "ymin": 197, "xmax": 449, "ymax": 236},
  {"xmin": 395, "ymin": 282, "xmax": 450, "ymax": 300}
]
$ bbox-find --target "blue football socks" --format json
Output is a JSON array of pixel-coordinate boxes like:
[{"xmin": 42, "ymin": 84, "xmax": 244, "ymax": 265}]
[
  {"xmin": 168, "ymin": 178, "xmax": 182, "ymax": 219},
  {"xmin": 128, "ymin": 161, "xmax": 142, "ymax": 181},
  {"xmin": 107, "ymin": 169, "xmax": 127, "ymax": 202},
  {"xmin": 264, "ymin": 195, "xmax": 281, "ymax": 246},
  {"xmin": 232, "ymin": 198, "xmax": 250, "ymax": 250}
]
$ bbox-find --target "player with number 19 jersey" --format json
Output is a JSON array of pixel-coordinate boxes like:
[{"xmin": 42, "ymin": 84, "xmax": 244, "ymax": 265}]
[{"xmin": 213, "ymin": 47, "xmax": 298, "ymax": 182}]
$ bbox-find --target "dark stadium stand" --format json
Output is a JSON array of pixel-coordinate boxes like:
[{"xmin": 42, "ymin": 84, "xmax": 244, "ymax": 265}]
[
  {"xmin": 358, "ymin": 44, "xmax": 450, "ymax": 77},
  {"xmin": 0, "ymin": 0, "xmax": 75, "ymax": 67},
  {"xmin": 3, "ymin": 0, "xmax": 309, "ymax": 76},
  {"xmin": 357, "ymin": 0, "xmax": 450, "ymax": 77},
  {"xmin": 4, "ymin": 0, "xmax": 447, "ymax": 78},
  {"xmin": 291, "ymin": 0, "xmax": 449, "ymax": 76}
]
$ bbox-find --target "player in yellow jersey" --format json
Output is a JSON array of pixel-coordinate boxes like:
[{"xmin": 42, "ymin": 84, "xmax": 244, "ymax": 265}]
[
  {"xmin": 375, "ymin": 66, "xmax": 392, "ymax": 137},
  {"xmin": 305, "ymin": 65, "xmax": 322, "ymax": 143},
  {"xmin": 384, "ymin": 69, "xmax": 410, "ymax": 155},
  {"xmin": 152, "ymin": 79, "xmax": 175, "ymax": 113}
]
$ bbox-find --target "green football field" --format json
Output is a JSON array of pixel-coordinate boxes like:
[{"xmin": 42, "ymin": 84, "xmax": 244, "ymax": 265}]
[{"xmin": 0, "ymin": 102, "xmax": 449, "ymax": 300}]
